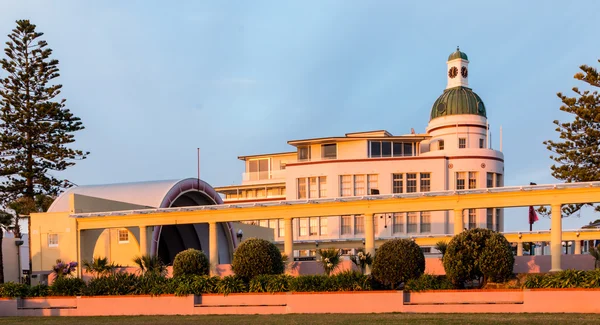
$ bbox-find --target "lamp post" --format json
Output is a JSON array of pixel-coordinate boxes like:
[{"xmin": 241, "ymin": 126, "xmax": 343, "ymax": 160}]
[{"xmin": 529, "ymin": 182, "xmax": 537, "ymax": 255}]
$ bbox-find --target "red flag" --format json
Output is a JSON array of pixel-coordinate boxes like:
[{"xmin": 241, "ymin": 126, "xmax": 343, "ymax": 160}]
[{"xmin": 529, "ymin": 206, "xmax": 539, "ymax": 224}]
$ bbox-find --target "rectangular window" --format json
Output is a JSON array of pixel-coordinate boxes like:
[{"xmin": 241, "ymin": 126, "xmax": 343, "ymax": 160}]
[
  {"xmin": 407, "ymin": 212, "xmax": 418, "ymax": 233},
  {"xmin": 309, "ymin": 177, "xmax": 318, "ymax": 198},
  {"xmin": 487, "ymin": 172, "xmax": 494, "ymax": 188},
  {"xmin": 468, "ymin": 209, "xmax": 477, "ymax": 229},
  {"xmin": 469, "ymin": 172, "xmax": 477, "ymax": 189},
  {"xmin": 403, "ymin": 143, "xmax": 413, "ymax": 156},
  {"xmin": 48, "ymin": 233, "xmax": 59, "ymax": 247},
  {"xmin": 368, "ymin": 174, "xmax": 378, "ymax": 194},
  {"xmin": 420, "ymin": 212, "xmax": 431, "ymax": 233},
  {"xmin": 373, "ymin": 215, "xmax": 378, "ymax": 233},
  {"xmin": 459, "ymin": 138, "xmax": 466, "ymax": 149},
  {"xmin": 322, "ymin": 144, "xmax": 337, "ymax": 159},
  {"xmin": 479, "ymin": 138, "xmax": 485, "ymax": 149},
  {"xmin": 309, "ymin": 217, "xmax": 319, "ymax": 236},
  {"xmin": 297, "ymin": 178, "xmax": 307, "ymax": 199},
  {"xmin": 393, "ymin": 142, "xmax": 403, "ymax": 157},
  {"xmin": 341, "ymin": 216, "xmax": 352, "ymax": 235},
  {"xmin": 406, "ymin": 173, "xmax": 417, "ymax": 193},
  {"xmin": 298, "ymin": 146, "xmax": 311, "ymax": 161},
  {"xmin": 354, "ymin": 175, "xmax": 365, "ymax": 196},
  {"xmin": 420, "ymin": 173, "xmax": 431, "ymax": 192},
  {"xmin": 118, "ymin": 229, "xmax": 129, "ymax": 243},
  {"xmin": 496, "ymin": 208, "xmax": 501, "ymax": 232},
  {"xmin": 319, "ymin": 176, "xmax": 327, "ymax": 198},
  {"xmin": 496, "ymin": 174, "xmax": 503, "ymax": 187},
  {"xmin": 341, "ymin": 248, "xmax": 352, "ymax": 255},
  {"xmin": 370, "ymin": 141, "xmax": 381, "ymax": 157},
  {"xmin": 299, "ymin": 218, "xmax": 308, "ymax": 236},
  {"xmin": 354, "ymin": 215, "xmax": 364, "ymax": 234},
  {"xmin": 260, "ymin": 220, "xmax": 268, "ymax": 228},
  {"xmin": 438, "ymin": 140, "xmax": 445, "ymax": 150},
  {"xmin": 392, "ymin": 173, "xmax": 403, "ymax": 193},
  {"xmin": 280, "ymin": 161, "xmax": 287, "ymax": 170},
  {"xmin": 320, "ymin": 217, "xmax": 328, "ymax": 236},
  {"xmin": 340, "ymin": 175, "xmax": 352, "ymax": 197},
  {"xmin": 381, "ymin": 141, "xmax": 392, "ymax": 157},
  {"xmin": 278, "ymin": 219, "xmax": 285, "ymax": 237},
  {"xmin": 248, "ymin": 158, "xmax": 270, "ymax": 180},
  {"xmin": 392, "ymin": 213, "xmax": 404, "ymax": 233},
  {"xmin": 486, "ymin": 209, "xmax": 494, "ymax": 230},
  {"xmin": 456, "ymin": 172, "xmax": 466, "ymax": 190},
  {"xmin": 269, "ymin": 220, "xmax": 278, "ymax": 230}
]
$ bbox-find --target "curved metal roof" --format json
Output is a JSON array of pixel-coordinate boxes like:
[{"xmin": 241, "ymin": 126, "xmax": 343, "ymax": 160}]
[
  {"xmin": 47, "ymin": 178, "xmax": 220, "ymax": 212},
  {"xmin": 430, "ymin": 86, "xmax": 487, "ymax": 121}
]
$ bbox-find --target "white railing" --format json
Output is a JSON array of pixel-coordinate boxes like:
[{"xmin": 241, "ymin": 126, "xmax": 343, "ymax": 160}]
[{"xmin": 71, "ymin": 181, "xmax": 600, "ymax": 218}]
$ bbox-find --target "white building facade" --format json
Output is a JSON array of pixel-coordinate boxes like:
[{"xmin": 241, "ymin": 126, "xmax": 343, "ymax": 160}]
[{"xmin": 215, "ymin": 48, "xmax": 504, "ymax": 257}]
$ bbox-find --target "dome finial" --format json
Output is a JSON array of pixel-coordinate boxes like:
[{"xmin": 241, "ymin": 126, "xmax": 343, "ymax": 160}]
[{"xmin": 457, "ymin": 46, "xmax": 460, "ymax": 51}]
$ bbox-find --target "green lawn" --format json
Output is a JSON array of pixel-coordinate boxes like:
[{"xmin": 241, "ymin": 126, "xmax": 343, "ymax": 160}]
[{"xmin": 0, "ymin": 314, "xmax": 599, "ymax": 325}]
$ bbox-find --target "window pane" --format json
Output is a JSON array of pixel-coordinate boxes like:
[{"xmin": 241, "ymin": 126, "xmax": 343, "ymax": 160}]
[
  {"xmin": 340, "ymin": 175, "xmax": 352, "ymax": 197},
  {"xmin": 403, "ymin": 143, "xmax": 413, "ymax": 156},
  {"xmin": 438, "ymin": 140, "xmax": 445, "ymax": 150},
  {"xmin": 354, "ymin": 175, "xmax": 365, "ymax": 196},
  {"xmin": 310, "ymin": 217, "xmax": 319, "ymax": 236},
  {"xmin": 468, "ymin": 209, "xmax": 477, "ymax": 229},
  {"xmin": 299, "ymin": 218, "xmax": 308, "ymax": 236},
  {"xmin": 407, "ymin": 212, "xmax": 418, "ymax": 233},
  {"xmin": 368, "ymin": 174, "xmax": 378, "ymax": 194},
  {"xmin": 469, "ymin": 172, "xmax": 477, "ymax": 189},
  {"xmin": 341, "ymin": 216, "xmax": 352, "ymax": 235},
  {"xmin": 393, "ymin": 213, "xmax": 404, "ymax": 233},
  {"xmin": 319, "ymin": 176, "xmax": 327, "ymax": 198},
  {"xmin": 309, "ymin": 177, "xmax": 318, "ymax": 198},
  {"xmin": 278, "ymin": 219, "xmax": 285, "ymax": 237},
  {"xmin": 459, "ymin": 138, "xmax": 466, "ymax": 148},
  {"xmin": 320, "ymin": 217, "xmax": 328, "ymax": 236},
  {"xmin": 354, "ymin": 215, "xmax": 364, "ymax": 234},
  {"xmin": 486, "ymin": 209, "xmax": 493, "ymax": 230},
  {"xmin": 456, "ymin": 172, "xmax": 466, "ymax": 190},
  {"xmin": 407, "ymin": 173, "xmax": 417, "ymax": 193},
  {"xmin": 479, "ymin": 138, "xmax": 485, "ymax": 148},
  {"xmin": 392, "ymin": 173, "xmax": 403, "ymax": 193},
  {"xmin": 420, "ymin": 173, "xmax": 431, "ymax": 192},
  {"xmin": 496, "ymin": 174, "xmax": 502, "ymax": 187},
  {"xmin": 297, "ymin": 178, "xmax": 307, "ymax": 199},
  {"xmin": 370, "ymin": 141, "xmax": 381, "ymax": 157},
  {"xmin": 381, "ymin": 142, "xmax": 392, "ymax": 157},
  {"xmin": 487, "ymin": 172, "xmax": 494, "ymax": 188},
  {"xmin": 298, "ymin": 147, "xmax": 311, "ymax": 161},
  {"xmin": 393, "ymin": 142, "xmax": 403, "ymax": 157},
  {"xmin": 118, "ymin": 229, "xmax": 129, "ymax": 243},
  {"xmin": 322, "ymin": 144, "xmax": 337, "ymax": 159},
  {"xmin": 496, "ymin": 208, "xmax": 501, "ymax": 231},
  {"xmin": 420, "ymin": 212, "xmax": 431, "ymax": 233}
]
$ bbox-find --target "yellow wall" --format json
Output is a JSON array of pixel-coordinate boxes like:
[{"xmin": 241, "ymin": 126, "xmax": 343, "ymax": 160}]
[{"xmin": 92, "ymin": 228, "xmax": 140, "ymax": 267}]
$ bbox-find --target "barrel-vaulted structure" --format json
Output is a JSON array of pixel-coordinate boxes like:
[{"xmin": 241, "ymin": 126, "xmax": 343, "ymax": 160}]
[{"xmin": 48, "ymin": 178, "xmax": 235, "ymax": 264}]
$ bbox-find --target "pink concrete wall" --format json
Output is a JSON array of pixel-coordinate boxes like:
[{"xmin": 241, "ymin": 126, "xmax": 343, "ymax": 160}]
[
  {"xmin": 513, "ymin": 255, "xmax": 595, "ymax": 273},
  {"xmin": 2, "ymin": 290, "xmax": 600, "ymax": 315}
]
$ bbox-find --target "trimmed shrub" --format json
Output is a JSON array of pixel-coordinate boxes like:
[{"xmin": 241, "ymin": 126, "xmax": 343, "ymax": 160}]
[
  {"xmin": 443, "ymin": 228, "xmax": 514, "ymax": 288},
  {"xmin": 85, "ymin": 273, "xmax": 139, "ymax": 296},
  {"xmin": 231, "ymin": 238, "xmax": 284, "ymax": 281},
  {"xmin": 50, "ymin": 277, "xmax": 85, "ymax": 296},
  {"xmin": 249, "ymin": 274, "xmax": 292, "ymax": 293},
  {"xmin": 330, "ymin": 270, "xmax": 372, "ymax": 291},
  {"xmin": 371, "ymin": 238, "xmax": 425, "ymax": 289},
  {"xmin": 0, "ymin": 282, "xmax": 29, "ymax": 298},
  {"xmin": 28, "ymin": 284, "xmax": 50, "ymax": 297},
  {"xmin": 216, "ymin": 275, "xmax": 246, "ymax": 296},
  {"xmin": 172, "ymin": 249, "xmax": 210, "ymax": 277},
  {"xmin": 404, "ymin": 274, "xmax": 455, "ymax": 291},
  {"xmin": 289, "ymin": 275, "xmax": 332, "ymax": 292},
  {"xmin": 173, "ymin": 275, "xmax": 219, "ymax": 296},
  {"xmin": 136, "ymin": 273, "xmax": 174, "ymax": 296}
]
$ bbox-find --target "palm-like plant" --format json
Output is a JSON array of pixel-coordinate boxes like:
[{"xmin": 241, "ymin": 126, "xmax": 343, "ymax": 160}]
[
  {"xmin": 82, "ymin": 256, "xmax": 121, "ymax": 277},
  {"xmin": 589, "ymin": 244, "xmax": 600, "ymax": 269},
  {"xmin": 317, "ymin": 248, "xmax": 341, "ymax": 276},
  {"xmin": 349, "ymin": 248, "xmax": 373, "ymax": 274},
  {"xmin": 435, "ymin": 240, "xmax": 448, "ymax": 258},
  {"xmin": 132, "ymin": 254, "xmax": 167, "ymax": 277}
]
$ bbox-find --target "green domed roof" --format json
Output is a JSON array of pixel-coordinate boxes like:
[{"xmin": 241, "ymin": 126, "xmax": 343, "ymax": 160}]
[
  {"xmin": 448, "ymin": 47, "xmax": 468, "ymax": 61},
  {"xmin": 430, "ymin": 86, "xmax": 486, "ymax": 120}
]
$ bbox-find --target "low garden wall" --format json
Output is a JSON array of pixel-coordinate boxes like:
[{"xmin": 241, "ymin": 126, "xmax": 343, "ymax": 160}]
[{"xmin": 1, "ymin": 289, "xmax": 599, "ymax": 316}]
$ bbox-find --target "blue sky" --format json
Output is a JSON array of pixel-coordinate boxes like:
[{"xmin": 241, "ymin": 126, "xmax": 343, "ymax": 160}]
[{"xmin": 1, "ymin": 1, "xmax": 599, "ymax": 232}]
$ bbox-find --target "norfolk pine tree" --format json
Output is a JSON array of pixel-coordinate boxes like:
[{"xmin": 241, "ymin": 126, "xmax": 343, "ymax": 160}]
[
  {"xmin": 0, "ymin": 20, "xmax": 89, "ymax": 283},
  {"xmin": 544, "ymin": 58, "xmax": 600, "ymax": 217}
]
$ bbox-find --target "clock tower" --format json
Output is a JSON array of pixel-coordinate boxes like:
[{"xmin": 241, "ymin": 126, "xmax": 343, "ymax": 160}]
[{"xmin": 447, "ymin": 46, "xmax": 469, "ymax": 89}]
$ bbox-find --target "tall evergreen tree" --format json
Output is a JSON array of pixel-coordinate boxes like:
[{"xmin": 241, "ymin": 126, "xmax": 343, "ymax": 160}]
[
  {"xmin": 0, "ymin": 20, "xmax": 89, "ymax": 282},
  {"xmin": 544, "ymin": 58, "xmax": 600, "ymax": 217}
]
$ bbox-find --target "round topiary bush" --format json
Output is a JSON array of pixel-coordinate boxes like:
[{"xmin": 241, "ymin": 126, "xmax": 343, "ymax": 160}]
[
  {"xmin": 231, "ymin": 238, "xmax": 284, "ymax": 281},
  {"xmin": 172, "ymin": 248, "xmax": 210, "ymax": 277},
  {"xmin": 443, "ymin": 228, "xmax": 514, "ymax": 288},
  {"xmin": 371, "ymin": 238, "xmax": 425, "ymax": 289}
]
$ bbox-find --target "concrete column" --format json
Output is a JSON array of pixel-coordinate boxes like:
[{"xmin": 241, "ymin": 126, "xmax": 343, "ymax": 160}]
[
  {"xmin": 550, "ymin": 204, "xmax": 563, "ymax": 272},
  {"xmin": 139, "ymin": 226, "xmax": 147, "ymax": 256},
  {"xmin": 516, "ymin": 242, "xmax": 523, "ymax": 256},
  {"xmin": 209, "ymin": 222, "xmax": 218, "ymax": 275},
  {"xmin": 453, "ymin": 208, "xmax": 464, "ymax": 235},
  {"xmin": 575, "ymin": 240, "xmax": 582, "ymax": 255},
  {"xmin": 284, "ymin": 218, "xmax": 293, "ymax": 267},
  {"xmin": 364, "ymin": 213, "xmax": 375, "ymax": 275}
]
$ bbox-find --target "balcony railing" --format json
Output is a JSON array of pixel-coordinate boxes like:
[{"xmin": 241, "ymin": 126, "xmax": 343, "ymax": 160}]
[{"xmin": 242, "ymin": 169, "xmax": 286, "ymax": 182}]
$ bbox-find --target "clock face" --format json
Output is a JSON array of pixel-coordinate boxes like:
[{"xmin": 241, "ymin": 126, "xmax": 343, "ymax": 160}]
[
  {"xmin": 461, "ymin": 66, "xmax": 468, "ymax": 78},
  {"xmin": 448, "ymin": 66, "xmax": 458, "ymax": 78}
]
